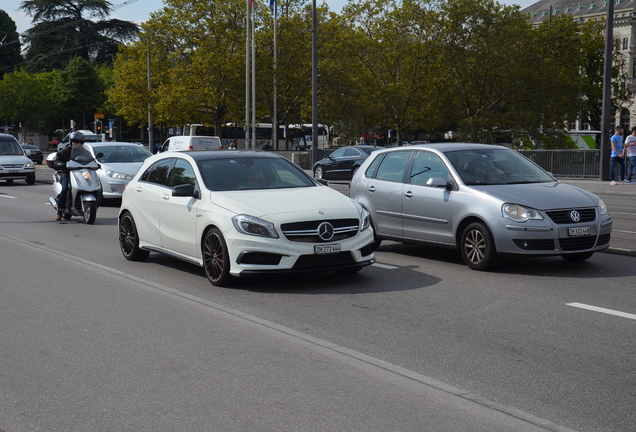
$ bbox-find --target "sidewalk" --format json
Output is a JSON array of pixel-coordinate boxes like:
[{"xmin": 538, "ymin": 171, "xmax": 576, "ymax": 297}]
[{"xmin": 562, "ymin": 178, "xmax": 636, "ymax": 197}]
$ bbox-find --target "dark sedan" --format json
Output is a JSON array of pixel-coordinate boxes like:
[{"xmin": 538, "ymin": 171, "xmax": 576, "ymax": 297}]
[
  {"xmin": 21, "ymin": 144, "xmax": 44, "ymax": 164},
  {"xmin": 313, "ymin": 145, "xmax": 382, "ymax": 180}
]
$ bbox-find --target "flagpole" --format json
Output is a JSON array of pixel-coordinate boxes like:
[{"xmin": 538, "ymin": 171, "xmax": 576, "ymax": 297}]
[
  {"xmin": 272, "ymin": 0, "xmax": 278, "ymax": 150},
  {"xmin": 251, "ymin": 1, "xmax": 256, "ymax": 150},
  {"xmin": 245, "ymin": 0, "xmax": 251, "ymax": 149}
]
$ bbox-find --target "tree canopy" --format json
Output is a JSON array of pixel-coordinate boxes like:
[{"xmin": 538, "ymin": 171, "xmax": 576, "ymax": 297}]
[{"xmin": 19, "ymin": 0, "xmax": 139, "ymax": 72}]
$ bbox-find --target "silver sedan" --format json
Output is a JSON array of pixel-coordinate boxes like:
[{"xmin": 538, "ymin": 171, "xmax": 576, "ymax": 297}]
[
  {"xmin": 85, "ymin": 142, "xmax": 153, "ymax": 201},
  {"xmin": 349, "ymin": 143, "xmax": 612, "ymax": 270}
]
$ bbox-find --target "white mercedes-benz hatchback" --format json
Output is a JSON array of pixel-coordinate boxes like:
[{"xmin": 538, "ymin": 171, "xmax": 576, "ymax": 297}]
[{"xmin": 118, "ymin": 150, "xmax": 375, "ymax": 286}]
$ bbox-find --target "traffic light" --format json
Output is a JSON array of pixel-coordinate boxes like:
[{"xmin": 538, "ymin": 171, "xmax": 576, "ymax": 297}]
[{"xmin": 96, "ymin": 121, "xmax": 102, "ymax": 134}]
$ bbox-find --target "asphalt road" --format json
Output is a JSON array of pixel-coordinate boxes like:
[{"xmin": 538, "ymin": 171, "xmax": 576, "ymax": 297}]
[{"xmin": 2, "ymin": 169, "xmax": 634, "ymax": 431}]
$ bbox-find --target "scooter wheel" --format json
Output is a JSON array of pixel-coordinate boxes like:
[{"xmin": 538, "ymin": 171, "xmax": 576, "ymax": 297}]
[{"xmin": 84, "ymin": 201, "xmax": 97, "ymax": 224}]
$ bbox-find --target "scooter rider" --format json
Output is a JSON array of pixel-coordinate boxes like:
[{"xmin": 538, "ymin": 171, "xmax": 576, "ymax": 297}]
[{"xmin": 54, "ymin": 131, "xmax": 85, "ymax": 220}]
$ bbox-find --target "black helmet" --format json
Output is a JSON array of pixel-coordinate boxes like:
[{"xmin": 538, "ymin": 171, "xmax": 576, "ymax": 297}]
[{"xmin": 69, "ymin": 131, "xmax": 85, "ymax": 143}]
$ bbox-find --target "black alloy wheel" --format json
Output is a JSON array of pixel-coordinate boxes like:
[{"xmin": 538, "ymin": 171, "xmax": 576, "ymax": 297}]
[
  {"xmin": 203, "ymin": 228, "xmax": 233, "ymax": 286},
  {"xmin": 119, "ymin": 211, "xmax": 150, "ymax": 261}
]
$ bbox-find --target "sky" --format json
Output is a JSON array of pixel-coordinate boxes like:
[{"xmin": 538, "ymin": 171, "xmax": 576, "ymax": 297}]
[{"xmin": 2, "ymin": 0, "xmax": 537, "ymax": 37}]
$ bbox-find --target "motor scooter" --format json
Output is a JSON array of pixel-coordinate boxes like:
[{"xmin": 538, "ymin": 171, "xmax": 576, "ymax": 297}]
[{"xmin": 46, "ymin": 144, "xmax": 101, "ymax": 224}]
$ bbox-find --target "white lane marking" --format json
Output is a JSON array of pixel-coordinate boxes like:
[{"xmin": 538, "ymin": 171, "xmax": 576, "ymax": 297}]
[
  {"xmin": 612, "ymin": 229, "xmax": 636, "ymax": 234},
  {"xmin": 567, "ymin": 302, "xmax": 636, "ymax": 321},
  {"xmin": 609, "ymin": 211, "xmax": 636, "ymax": 216},
  {"xmin": 372, "ymin": 263, "xmax": 399, "ymax": 269},
  {"xmin": 0, "ymin": 194, "xmax": 17, "ymax": 199}
]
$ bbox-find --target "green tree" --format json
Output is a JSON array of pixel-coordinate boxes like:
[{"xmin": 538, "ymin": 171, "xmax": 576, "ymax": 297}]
[
  {"xmin": 19, "ymin": 0, "xmax": 139, "ymax": 72},
  {"xmin": 109, "ymin": 0, "xmax": 247, "ymax": 136},
  {"xmin": 337, "ymin": 0, "xmax": 446, "ymax": 143},
  {"xmin": 0, "ymin": 69, "xmax": 59, "ymax": 139},
  {"xmin": 0, "ymin": 10, "xmax": 23, "ymax": 78},
  {"xmin": 55, "ymin": 56, "xmax": 105, "ymax": 129}
]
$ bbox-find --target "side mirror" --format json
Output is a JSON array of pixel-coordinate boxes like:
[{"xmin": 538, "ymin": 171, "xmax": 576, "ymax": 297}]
[
  {"xmin": 426, "ymin": 177, "xmax": 449, "ymax": 188},
  {"xmin": 316, "ymin": 178, "xmax": 329, "ymax": 186},
  {"xmin": 173, "ymin": 183, "xmax": 199, "ymax": 198}
]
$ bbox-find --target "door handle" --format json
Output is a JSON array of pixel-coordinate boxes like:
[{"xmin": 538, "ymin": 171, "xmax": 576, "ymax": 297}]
[
  {"xmin": 404, "ymin": 191, "xmax": 413, "ymax": 198},
  {"xmin": 367, "ymin": 185, "xmax": 376, "ymax": 192},
  {"xmin": 161, "ymin": 193, "xmax": 170, "ymax": 200}
]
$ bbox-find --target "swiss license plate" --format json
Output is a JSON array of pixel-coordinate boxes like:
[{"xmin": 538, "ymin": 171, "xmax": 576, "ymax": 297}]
[
  {"xmin": 568, "ymin": 227, "xmax": 590, "ymax": 236},
  {"xmin": 315, "ymin": 244, "xmax": 341, "ymax": 254},
  {"xmin": 9, "ymin": 170, "xmax": 18, "ymax": 173}
]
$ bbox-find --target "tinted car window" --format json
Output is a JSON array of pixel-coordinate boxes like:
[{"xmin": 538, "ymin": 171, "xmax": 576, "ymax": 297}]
[
  {"xmin": 142, "ymin": 159, "xmax": 174, "ymax": 186},
  {"xmin": 329, "ymin": 148, "xmax": 346, "ymax": 158},
  {"xmin": 197, "ymin": 157, "xmax": 315, "ymax": 191},
  {"xmin": 375, "ymin": 151, "xmax": 412, "ymax": 182},
  {"xmin": 168, "ymin": 159, "xmax": 197, "ymax": 187},
  {"xmin": 344, "ymin": 148, "xmax": 360, "ymax": 157}
]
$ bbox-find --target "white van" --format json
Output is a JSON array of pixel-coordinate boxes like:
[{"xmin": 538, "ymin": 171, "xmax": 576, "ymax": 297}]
[{"xmin": 159, "ymin": 136, "xmax": 222, "ymax": 152}]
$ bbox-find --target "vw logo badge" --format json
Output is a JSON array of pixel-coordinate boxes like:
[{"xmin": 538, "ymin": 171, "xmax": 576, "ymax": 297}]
[
  {"xmin": 317, "ymin": 222, "xmax": 335, "ymax": 241},
  {"xmin": 569, "ymin": 210, "xmax": 581, "ymax": 223}
]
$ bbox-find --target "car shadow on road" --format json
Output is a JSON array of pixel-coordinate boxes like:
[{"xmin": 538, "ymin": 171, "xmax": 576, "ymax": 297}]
[
  {"xmin": 145, "ymin": 253, "xmax": 440, "ymax": 294},
  {"xmin": 375, "ymin": 242, "xmax": 636, "ymax": 279}
]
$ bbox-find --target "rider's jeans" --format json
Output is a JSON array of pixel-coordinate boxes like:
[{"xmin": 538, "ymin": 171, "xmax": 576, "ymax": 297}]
[{"xmin": 57, "ymin": 174, "xmax": 69, "ymax": 212}]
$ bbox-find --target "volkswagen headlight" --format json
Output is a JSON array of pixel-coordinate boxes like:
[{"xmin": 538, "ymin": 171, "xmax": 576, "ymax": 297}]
[
  {"xmin": 598, "ymin": 199, "xmax": 608, "ymax": 216},
  {"xmin": 502, "ymin": 203, "xmax": 543, "ymax": 222},
  {"xmin": 232, "ymin": 214, "xmax": 279, "ymax": 238}
]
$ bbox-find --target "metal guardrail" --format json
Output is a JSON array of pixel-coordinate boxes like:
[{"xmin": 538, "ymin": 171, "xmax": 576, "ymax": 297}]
[
  {"xmin": 517, "ymin": 149, "xmax": 601, "ymax": 179},
  {"xmin": 279, "ymin": 148, "xmax": 604, "ymax": 179}
]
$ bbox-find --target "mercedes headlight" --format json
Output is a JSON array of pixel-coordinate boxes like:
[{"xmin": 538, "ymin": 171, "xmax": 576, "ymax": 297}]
[
  {"xmin": 232, "ymin": 214, "xmax": 279, "ymax": 238},
  {"xmin": 360, "ymin": 207, "xmax": 370, "ymax": 231},
  {"xmin": 502, "ymin": 203, "xmax": 543, "ymax": 222}
]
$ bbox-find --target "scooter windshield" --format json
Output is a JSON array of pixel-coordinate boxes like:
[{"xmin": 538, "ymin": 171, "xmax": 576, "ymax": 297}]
[{"xmin": 71, "ymin": 144, "xmax": 96, "ymax": 165}]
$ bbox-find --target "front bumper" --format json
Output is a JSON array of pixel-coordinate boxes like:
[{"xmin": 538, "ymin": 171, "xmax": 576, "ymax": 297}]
[
  {"xmin": 493, "ymin": 216, "xmax": 612, "ymax": 256},
  {"xmin": 224, "ymin": 228, "xmax": 376, "ymax": 277}
]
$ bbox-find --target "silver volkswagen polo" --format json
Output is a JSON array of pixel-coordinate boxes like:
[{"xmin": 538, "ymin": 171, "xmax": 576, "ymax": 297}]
[{"xmin": 349, "ymin": 143, "xmax": 612, "ymax": 270}]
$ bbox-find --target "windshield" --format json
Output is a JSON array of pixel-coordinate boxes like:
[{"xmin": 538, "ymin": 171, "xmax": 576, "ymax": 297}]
[
  {"xmin": 0, "ymin": 139, "xmax": 24, "ymax": 156},
  {"xmin": 94, "ymin": 145, "xmax": 152, "ymax": 163},
  {"xmin": 197, "ymin": 156, "xmax": 317, "ymax": 191},
  {"xmin": 70, "ymin": 143, "xmax": 97, "ymax": 165},
  {"xmin": 445, "ymin": 148, "xmax": 555, "ymax": 185}
]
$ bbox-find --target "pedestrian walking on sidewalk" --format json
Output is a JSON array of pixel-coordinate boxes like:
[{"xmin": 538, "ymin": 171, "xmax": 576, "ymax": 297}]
[
  {"xmin": 610, "ymin": 126, "xmax": 626, "ymax": 185},
  {"xmin": 624, "ymin": 126, "xmax": 636, "ymax": 183}
]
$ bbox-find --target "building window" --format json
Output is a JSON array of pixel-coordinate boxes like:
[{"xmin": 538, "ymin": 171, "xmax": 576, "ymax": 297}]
[
  {"xmin": 623, "ymin": 37, "xmax": 629, "ymax": 50},
  {"xmin": 621, "ymin": 109, "xmax": 630, "ymax": 131},
  {"xmin": 610, "ymin": 116, "xmax": 616, "ymax": 131},
  {"xmin": 633, "ymin": 58, "xmax": 636, "ymax": 77},
  {"xmin": 569, "ymin": 120, "xmax": 577, "ymax": 130}
]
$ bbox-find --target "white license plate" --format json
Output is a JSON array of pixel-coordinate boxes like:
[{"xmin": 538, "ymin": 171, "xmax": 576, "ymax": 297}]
[
  {"xmin": 568, "ymin": 227, "xmax": 590, "ymax": 236},
  {"xmin": 315, "ymin": 244, "xmax": 341, "ymax": 254},
  {"xmin": 8, "ymin": 170, "xmax": 18, "ymax": 173}
]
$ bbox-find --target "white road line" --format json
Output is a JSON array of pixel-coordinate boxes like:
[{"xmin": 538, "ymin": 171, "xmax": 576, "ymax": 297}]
[
  {"xmin": 0, "ymin": 194, "xmax": 17, "ymax": 199},
  {"xmin": 612, "ymin": 229, "xmax": 636, "ymax": 234},
  {"xmin": 566, "ymin": 302, "xmax": 636, "ymax": 321},
  {"xmin": 372, "ymin": 263, "xmax": 399, "ymax": 269},
  {"xmin": 608, "ymin": 211, "xmax": 636, "ymax": 216}
]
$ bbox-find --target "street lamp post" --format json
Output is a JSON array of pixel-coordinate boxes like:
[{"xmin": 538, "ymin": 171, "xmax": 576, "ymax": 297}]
[
  {"xmin": 311, "ymin": 0, "xmax": 318, "ymax": 166},
  {"xmin": 600, "ymin": 0, "xmax": 615, "ymax": 181}
]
